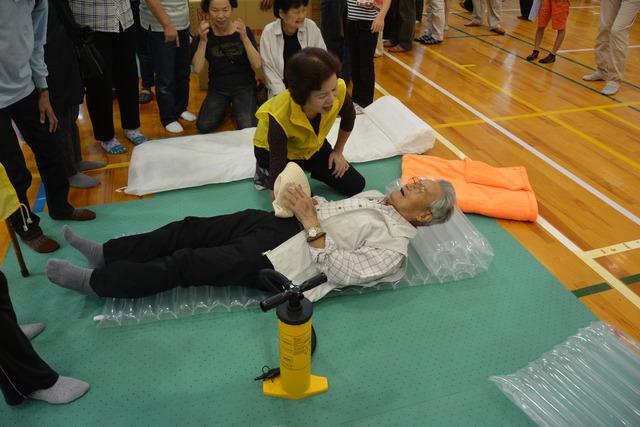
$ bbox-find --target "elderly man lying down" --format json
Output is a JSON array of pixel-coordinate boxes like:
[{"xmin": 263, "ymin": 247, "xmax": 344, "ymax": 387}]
[{"xmin": 46, "ymin": 177, "xmax": 456, "ymax": 302}]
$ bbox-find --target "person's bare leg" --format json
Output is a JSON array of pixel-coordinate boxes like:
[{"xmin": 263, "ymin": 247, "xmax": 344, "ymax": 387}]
[
  {"xmin": 551, "ymin": 29, "xmax": 565, "ymax": 54},
  {"xmin": 527, "ymin": 27, "xmax": 545, "ymax": 60}
]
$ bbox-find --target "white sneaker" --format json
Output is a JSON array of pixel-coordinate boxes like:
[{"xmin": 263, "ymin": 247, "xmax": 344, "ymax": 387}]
[
  {"xmin": 165, "ymin": 121, "xmax": 184, "ymax": 133},
  {"xmin": 601, "ymin": 81, "xmax": 620, "ymax": 96},
  {"xmin": 353, "ymin": 103, "xmax": 366, "ymax": 115},
  {"xmin": 180, "ymin": 111, "xmax": 197, "ymax": 122},
  {"xmin": 582, "ymin": 72, "xmax": 605, "ymax": 81}
]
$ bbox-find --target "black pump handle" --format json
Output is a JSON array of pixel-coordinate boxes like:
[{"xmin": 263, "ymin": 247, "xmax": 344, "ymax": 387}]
[
  {"xmin": 298, "ymin": 273, "xmax": 328, "ymax": 293},
  {"xmin": 259, "ymin": 272, "xmax": 328, "ymax": 312}
]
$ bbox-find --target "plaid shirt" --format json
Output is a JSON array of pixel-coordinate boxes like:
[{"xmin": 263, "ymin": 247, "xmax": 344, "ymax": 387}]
[
  {"xmin": 308, "ymin": 197, "xmax": 410, "ymax": 286},
  {"xmin": 69, "ymin": 0, "xmax": 134, "ymax": 33}
]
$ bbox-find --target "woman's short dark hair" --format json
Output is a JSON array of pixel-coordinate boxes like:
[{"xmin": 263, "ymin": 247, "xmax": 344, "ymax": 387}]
[
  {"xmin": 286, "ymin": 48, "xmax": 342, "ymax": 105},
  {"xmin": 273, "ymin": 0, "xmax": 309, "ymax": 18},
  {"xmin": 201, "ymin": 0, "xmax": 237, "ymax": 13}
]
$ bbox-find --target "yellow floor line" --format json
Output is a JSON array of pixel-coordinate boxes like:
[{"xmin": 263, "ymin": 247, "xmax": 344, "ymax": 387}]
[
  {"xmin": 375, "ymin": 81, "xmax": 640, "ymax": 310},
  {"xmin": 598, "ymin": 109, "xmax": 640, "ymax": 133},
  {"xmin": 423, "ymin": 47, "xmax": 640, "ymax": 171},
  {"xmin": 583, "ymin": 239, "xmax": 640, "ymax": 259},
  {"xmin": 433, "ymin": 101, "xmax": 640, "ymax": 129},
  {"xmin": 31, "ymin": 162, "xmax": 129, "ymax": 180}
]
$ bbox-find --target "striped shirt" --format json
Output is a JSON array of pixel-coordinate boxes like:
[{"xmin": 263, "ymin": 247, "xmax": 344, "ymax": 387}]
[
  {"xmin": 347, "ymin": 0, "xmax": 379, "ymax": 21},
  {"xmin": 69, "ymin": 0, "xmax": 134, "ymax": 33},
  {"xmin": 139, "ymin": 0, "xmax": 190, "ymax": 32},
  {"xmin": 308, "ymin": 197, "xmax": 409, "ymax": 286}
]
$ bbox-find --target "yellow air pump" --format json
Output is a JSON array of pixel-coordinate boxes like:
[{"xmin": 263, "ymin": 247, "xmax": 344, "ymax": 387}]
[{"xmin": 258, "ymin": 270, "xmax": 329, "ymax": 400}]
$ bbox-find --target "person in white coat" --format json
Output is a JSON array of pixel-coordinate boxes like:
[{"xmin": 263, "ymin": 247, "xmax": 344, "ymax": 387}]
[{"xmin": 260, "ymin": 0, "xmax": 326, "ymax": 98}]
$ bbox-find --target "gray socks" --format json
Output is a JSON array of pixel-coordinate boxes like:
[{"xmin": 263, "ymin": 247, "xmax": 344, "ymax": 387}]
[
  {"xmin": 30, "ymin": 376, "xmax": 90, "ymax": 404},
  {"xmin": 68, "ymin": 172, "xmax": 101, "ymax": 189},
  {"xmin": 63, "ymin": 225, "xmax": 104, "ymax": 268},
  {"xmin": 20, "ymin": 323, "xmax": 45, "ymax": 340},
  {"xmin": 46, "ymin": 259, "xmax": 95, "ymax": 295},
  {"xmin": 77, "ymin": 160, "xmax": 106, "ymax": 171}
]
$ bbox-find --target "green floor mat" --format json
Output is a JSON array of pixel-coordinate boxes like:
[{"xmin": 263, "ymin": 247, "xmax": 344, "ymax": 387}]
[{"xmin": 1, "ymin": 157, "xmax": 594, "ymax": 425}]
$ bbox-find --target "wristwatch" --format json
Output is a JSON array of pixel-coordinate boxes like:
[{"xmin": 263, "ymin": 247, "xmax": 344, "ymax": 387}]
[{"xmin": 306, "ymin": 226, "xmax": 326, "ymax": 242}]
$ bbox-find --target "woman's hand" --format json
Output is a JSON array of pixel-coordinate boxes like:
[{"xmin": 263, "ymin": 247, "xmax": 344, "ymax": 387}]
[
  {"xmin": 328, "ymin": 150, "xmax": 350, "ymax": 178},
  {"xmin": 282, "ymin": 185, "xmax": 319, "ymax": 228},
  {"xmin": 371, "ymin": 15, "xmax": 385, "ymax": 33},
  {"xmin": 198, "ymin": 20, "xmax": 211, "ymax": 40},
  {"xmin": 233, "ymin": 18, "xmax": 248, "ymax": 39},
  {"xmin": 38, "ymin": 90, "xmax": 58, "ymax": 133}
]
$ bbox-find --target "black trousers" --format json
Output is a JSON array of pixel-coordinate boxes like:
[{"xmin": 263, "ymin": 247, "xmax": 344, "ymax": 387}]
[
  {"xmin": 0, "ymin": 271, "xmax": 58, "ymax": 406},
  {"xmin": 346, "ymin": 20, "xmax": 378, "ymax": 107},
  {"xmin": 386, "ymin": 0, "xmax": 417, "ymax": 50},
  {"xmin": 255, "ymin": 141, "xmax": 366, "ymax": 197},
  {"xmin": 0, "ymin": 90, "xmax": 74, "ymax": 240},
  {"xmin": 90, "ymin": 210, "xmax": 302, "ymax": 298},
  {"xmin": 55, "ymin": 104, "xmax": 81, "ymax": 178},
  {"xmin": 519, "ymin": 0, "xmax": 533, "ymax": 19},
  {"xmin": 84, "ymin": 25, "xmax": 140, "ymax": 141}
]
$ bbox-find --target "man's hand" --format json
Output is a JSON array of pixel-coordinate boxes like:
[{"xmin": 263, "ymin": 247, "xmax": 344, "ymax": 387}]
[
  {"xmin": 282, "ymin": 185, "xmax": 319, "ymax": 228},
  {"xmin": 164, "ymin": 23, "xmax": 179, "ymax": 46},
  {"xmin": 259, "ymin": 0, "xmax": 274, "ymax": 11},
  {"xmin": 198, "ymin": 20, "xmax": 211, "ymax": 40},
  {"xmin": 233, "ymin": 18, "xmax": 248, "ymax": 39},
  {"xmin": 371, "ymin": 15, "xmax": 385, "ymax": 33},
  {"xmin": 328, "ymin": 150, "xmax": 350, "ymax": 178},
  {"xmin": 38, "ymin": 90, "xmax": 58, "ymax": 133}
]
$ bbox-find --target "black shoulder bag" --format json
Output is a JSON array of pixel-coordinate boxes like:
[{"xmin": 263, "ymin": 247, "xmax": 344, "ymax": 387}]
[{"xmin": 51, "ymin": 0, "xmax": 105, "ymax": 82}]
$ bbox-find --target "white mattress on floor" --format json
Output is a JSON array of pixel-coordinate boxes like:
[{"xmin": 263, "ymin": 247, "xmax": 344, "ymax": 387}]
[{"xmin": 123, "ymin": 96, "xmax": 435, "ymax": 196}]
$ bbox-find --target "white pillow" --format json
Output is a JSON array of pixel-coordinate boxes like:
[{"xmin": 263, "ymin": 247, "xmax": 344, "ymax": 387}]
[{"xmin": 272, "ymin": 162, "xmax": 311, "ymax": 218}]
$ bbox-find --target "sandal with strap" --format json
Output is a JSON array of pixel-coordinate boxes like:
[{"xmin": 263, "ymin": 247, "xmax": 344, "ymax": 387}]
[
  {"xmin": 423, "ymin": 37, "xmax": 442, "ymax": 45},
  {"xmin": 100, "ymin": 139, "xmax": 127, "ymax": 155}
]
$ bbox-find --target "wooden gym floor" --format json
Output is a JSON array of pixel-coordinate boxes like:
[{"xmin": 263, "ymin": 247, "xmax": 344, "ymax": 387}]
[{"xmin": 3, "ymin": 0, "xmax": 639, "ymax": 340}]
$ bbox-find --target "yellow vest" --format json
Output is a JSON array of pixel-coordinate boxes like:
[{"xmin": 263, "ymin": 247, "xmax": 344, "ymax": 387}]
[
  {"xmin": 0, "ymin": 163, "xmax": 20, "ymax": 222},
  {"xmin": 253, "ymin": 78, "xmax": 347, "ymax": 160}
]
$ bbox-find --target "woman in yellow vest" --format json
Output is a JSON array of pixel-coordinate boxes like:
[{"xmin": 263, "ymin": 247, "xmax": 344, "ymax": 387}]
[{"xmin": 253, "ymin": 47, "xmax": 365, "ymax": 196}]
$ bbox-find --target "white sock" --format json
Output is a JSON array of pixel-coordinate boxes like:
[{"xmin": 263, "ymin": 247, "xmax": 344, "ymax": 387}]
[
  {"xmin": 165, "ymin": 121, "xmax": 184, "ymax": 133},
  {"xmin": 180, "ymin": 111, "xmax": 197, "ymax": 121},
  {"xmin": 30, "ymin": 376, "xmax": 90, "ymax": 404}
]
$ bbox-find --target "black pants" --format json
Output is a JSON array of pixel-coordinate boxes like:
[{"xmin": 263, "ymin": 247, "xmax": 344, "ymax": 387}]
[
  {"xmin": 90, "ymin": 210, "xmax": 302, "ymax": 298},
  {"xmin": 346, "ymin": 20, "xmax": 378, "ymax": 107},
  {"xmin": 130, "ymin": 0, "xmax": 155, "ymax": 89},
  {"xmin": 519, "ymin": 0, "xmax": 533, "ymax": 19},
  {"xmin": 386, "ymin": 0, "xmax": 417, "ymax": 50},
  {"xmin": 0, "ymin": 90, "xmax": 74, "ymax": 240},
  {"xmin": 0, "ymin": 271, "xmax": 58, "ymax": 406},
  {"xmin": 255, "ymin": 141, "xmax": 366, "ymax": 197},
  {"xmin": 55, "ymin": 104, "xmax": 81, "ymax": 178},
  {"xmin": 85, "ymin": 26, "xmax": 140, "ymax": 141},
  {"xmin": 320, "ymin": 0, "xmax": 352, "ymax": 82}
]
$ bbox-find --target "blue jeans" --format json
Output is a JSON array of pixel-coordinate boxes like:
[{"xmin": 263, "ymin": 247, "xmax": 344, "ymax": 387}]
[
  {"xmin": 196, "ymin": 85, "xmax": 257, "ymax": 133},
  {"xmin": 147, "ymin": 29, "xmax": 191, "ymax": 126}
]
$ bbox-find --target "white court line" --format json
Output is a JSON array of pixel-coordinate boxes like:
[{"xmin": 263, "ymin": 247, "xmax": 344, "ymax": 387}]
[
  {"xmin": 382, "ymin": 51, "xmax": 640, "ymax": 227},
  {"xmin": 502, "ymin": 6, "xmax": 599, "ymax": 11},
  {"xmin": 559, "ymin": 45, "xmax": 640, "ymax": 53},
  {"xmin": 376, "ymin": 58, "xmax": 640, "ymax": 308}
]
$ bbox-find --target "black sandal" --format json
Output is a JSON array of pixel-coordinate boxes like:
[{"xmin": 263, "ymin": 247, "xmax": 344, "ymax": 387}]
[{"xmin": 539, "ymin": 53, "xmax": 556, "ymax": 64}]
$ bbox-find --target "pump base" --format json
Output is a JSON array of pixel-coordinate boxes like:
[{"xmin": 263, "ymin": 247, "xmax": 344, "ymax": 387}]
[{"xmin": 263, "ymin": 375, "xmax": 328, "ymax": 400}]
